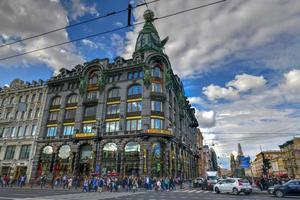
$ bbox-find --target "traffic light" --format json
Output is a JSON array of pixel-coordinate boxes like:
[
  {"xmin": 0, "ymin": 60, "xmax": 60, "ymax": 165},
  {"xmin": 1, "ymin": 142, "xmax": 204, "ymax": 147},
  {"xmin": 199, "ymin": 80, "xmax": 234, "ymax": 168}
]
[{"xmin": 264, "ymin": 159, "xmax": 271, "ymax": 169}]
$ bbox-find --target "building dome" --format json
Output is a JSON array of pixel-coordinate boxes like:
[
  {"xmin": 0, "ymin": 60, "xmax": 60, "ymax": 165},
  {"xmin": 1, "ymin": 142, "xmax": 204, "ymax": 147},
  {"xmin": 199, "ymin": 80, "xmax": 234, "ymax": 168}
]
[{"xmin": 134, "ymin": 9, "xmax": 168, "ymax": 54}]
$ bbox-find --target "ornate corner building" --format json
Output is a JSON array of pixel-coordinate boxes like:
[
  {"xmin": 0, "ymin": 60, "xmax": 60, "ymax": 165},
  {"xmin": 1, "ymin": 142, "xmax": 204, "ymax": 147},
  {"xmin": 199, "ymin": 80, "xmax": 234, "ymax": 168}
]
[
  {"xmin": 0, "ymin": 79, "xmax": 47, "ymax": 182},
  {"xmin": 25, "ymin": 9, "xmax": 199, "ymax": 180}
]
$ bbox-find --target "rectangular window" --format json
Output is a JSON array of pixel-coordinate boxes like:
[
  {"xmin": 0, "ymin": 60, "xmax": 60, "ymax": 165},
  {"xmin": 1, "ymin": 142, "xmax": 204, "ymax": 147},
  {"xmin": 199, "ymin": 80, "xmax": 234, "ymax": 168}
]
[
  {"xmin": 84, "ymin": 106, "xmax": 97, "ymax": 117},
  {"xmin": 4, "ymin": 146, "xmax": 16, "ymax": 160},
  {"xmin": 107, "ymin": 104, "xmax": 120, "ymax": 115},
  {"xmin": 87, "ymin": 91, "xmax": 98, "ymax": 101},
  {"xmin": 128, "ymin": 72, "xmax": 133, "ymax": 80},
  {"xmin": 17, "ymin": 126, "xmax": 23, "ymax": 137},
  {"xmin": 83, "ymin": 123, "xmax": 95, "ymax": 133},
  {"xmin": 31, "ymin": 125, "xmax": 37, "ymax": 136},
  {"xmin": 24, "ymin": 125, "xmax": 31, "ymax": 136},
  {"xmin": 127, "ymin": 101, "xmax": 142, "ymax": 112},
  {"xmin": 19, "ymin": 145, "xmax": 31, "ymax": 160},
  {"xmin": 3, "ymin": 127, "xmax": 10, "ymax": 137},
  {"xmin": 47, "ymin": 127, "xmax": 57, "ymax": 137},
  {"xmin": 151, "ymin": 118, "xmax": 164, "ymax": 129},
  {"xmin": 151, "ymin": 101, "xmax": 163, "ymax": 112},
  {"xmin": 126, "ymin": 119, "xmax": 142, "ymax": 131},
  {"xmin": 63, "ymin": 125, "xmax": 74, "ymax": 135},
  {"xmin": 49, "ymin": 111, "xmax": 59, "ymax": 121},
  {"xmin": 65, "ymin": 109, "xmax": 76, "ymax": 120},
  {"xmin": 10, "ymin": 127, "xmax": 16, "ymax": 137},
  {"xmin": 0, "ymin": 128, "xmax": 3, "ymax": 138},
  {"xmin": 151, "ymin": 83, "xmax": 162, "ymax": 93},
  {"xmin": 105, "ymin": 121, "xmax": 119, "ymax": 133}
]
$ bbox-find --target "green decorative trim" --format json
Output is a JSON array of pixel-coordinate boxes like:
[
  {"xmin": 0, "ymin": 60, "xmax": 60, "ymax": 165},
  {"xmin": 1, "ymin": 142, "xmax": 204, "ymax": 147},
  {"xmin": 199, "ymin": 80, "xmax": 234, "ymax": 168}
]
[
  {"xmin": 143, "ymin": 66, "xmax": 151, "ymax": 88},
  {"xmin": 165, "ymin": 68, "xmax": 173, "ymax": 91},
  {"xmin": 98, "ymin": 70, "xmax": 107, "ymax": 94},
  {"xmin": 79, "ymin": 75, "xmax": 87, "ymax": 96}
]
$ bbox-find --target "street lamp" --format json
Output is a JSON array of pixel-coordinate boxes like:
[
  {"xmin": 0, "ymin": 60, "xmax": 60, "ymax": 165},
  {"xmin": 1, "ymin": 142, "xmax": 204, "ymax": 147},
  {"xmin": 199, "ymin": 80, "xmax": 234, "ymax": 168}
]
[{"xmin": 92, "ymin": 121, "xmax": 105, "ymax": 175}]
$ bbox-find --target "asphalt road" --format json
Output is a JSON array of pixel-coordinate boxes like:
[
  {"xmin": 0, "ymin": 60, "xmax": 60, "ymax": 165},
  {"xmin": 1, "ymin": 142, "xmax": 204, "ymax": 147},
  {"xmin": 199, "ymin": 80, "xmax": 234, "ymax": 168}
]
[{"xmin": 0, "ymin": 187, "xmax": 299, "ymax": 200}]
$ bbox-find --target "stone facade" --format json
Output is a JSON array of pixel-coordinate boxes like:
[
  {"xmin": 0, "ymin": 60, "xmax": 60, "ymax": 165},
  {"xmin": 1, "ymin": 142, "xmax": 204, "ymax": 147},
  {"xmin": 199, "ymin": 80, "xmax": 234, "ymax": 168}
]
[
  {"xmin": 279, "ymin": 137, "xmax": 300, "ymax": 178},
  {"xmin": 0, "ymin": 79, "xmax": 47, "ymax": 182},
  {"xmin": 30, "ymin": 9, "xmax": 199, "ymax": 182}
]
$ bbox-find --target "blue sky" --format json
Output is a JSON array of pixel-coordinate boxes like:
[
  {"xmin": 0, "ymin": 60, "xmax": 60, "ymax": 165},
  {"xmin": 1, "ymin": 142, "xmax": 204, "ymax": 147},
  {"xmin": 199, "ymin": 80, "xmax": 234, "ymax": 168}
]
[{"xmin": 1, "ymin": 0, "xmax": 300, "ymax": 168}]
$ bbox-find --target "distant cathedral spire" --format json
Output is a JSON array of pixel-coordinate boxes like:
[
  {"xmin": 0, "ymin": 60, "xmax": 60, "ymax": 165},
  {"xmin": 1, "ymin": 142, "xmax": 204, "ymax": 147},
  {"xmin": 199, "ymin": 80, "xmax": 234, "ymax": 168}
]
[{"xmin": 238, "ymin": 143, "xmax": 244, "ymax": 156}]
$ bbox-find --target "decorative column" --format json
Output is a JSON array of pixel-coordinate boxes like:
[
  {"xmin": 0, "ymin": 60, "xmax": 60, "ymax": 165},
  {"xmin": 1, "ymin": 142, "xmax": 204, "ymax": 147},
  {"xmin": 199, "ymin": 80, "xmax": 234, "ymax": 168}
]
[{"xmin": 164, "ymin": 142, "xmax": 171, "ymax": 177}]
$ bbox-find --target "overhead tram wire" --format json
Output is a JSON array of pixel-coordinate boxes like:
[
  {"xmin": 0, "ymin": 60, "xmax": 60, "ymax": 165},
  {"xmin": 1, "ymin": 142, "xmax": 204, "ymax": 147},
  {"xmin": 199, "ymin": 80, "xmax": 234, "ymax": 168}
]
[
  {"xmin": 0, "ymin": 0, "xmax": 227, "ymax": 61},
  {"xmin": 0, "ymin": 0, "xmax": 160, "ymax": 48}
]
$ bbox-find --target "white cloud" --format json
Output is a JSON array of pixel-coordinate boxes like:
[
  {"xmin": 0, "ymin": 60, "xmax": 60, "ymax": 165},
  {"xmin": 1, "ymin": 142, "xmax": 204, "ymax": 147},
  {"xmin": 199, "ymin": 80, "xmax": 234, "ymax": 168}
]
[
  {"xmin": 82, "ymin": 39, "xmax": 98, "ymax": 48},
  {"xmin": 69, "ymin": 0, "xmax": 99, "ymax": 21},
  {"xmin": 203, "ymin": 73, "xmax": 267, "ymax": 101},
  {"xmin": 123, "ymin": 0, "xmax": 300, "ymax": 77},
  {"xmin": 203, "ymin": 84, "xmax": 239, "ymax": 101},
  {"xmin": 226, "ymin": 74, "xmax": 266, "ymax": 92},
  {"xmin": 198, "ymin": 69, "xmax": 300, "ymax": 167},
  {"xmin": 0, "ymin": 0, "xmax": 83, "ymax": 73},
  {"xmin": 282, "ymin": 69, "xmax": 300, "ymax": 92},
  {"xmin": 111, "ymin": 33, "xmax": 125, "ymax": 56},
  {"xmin": 195, "ymin": 109, "xmax": 216, "ymax": 128}
]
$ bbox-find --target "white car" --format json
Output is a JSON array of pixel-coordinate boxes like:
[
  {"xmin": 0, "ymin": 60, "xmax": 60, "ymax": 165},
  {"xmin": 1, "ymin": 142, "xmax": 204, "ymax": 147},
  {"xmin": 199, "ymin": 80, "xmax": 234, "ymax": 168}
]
[{"xmin": 213, "ymin": 178, "xmax": 252, "ymax": 195}]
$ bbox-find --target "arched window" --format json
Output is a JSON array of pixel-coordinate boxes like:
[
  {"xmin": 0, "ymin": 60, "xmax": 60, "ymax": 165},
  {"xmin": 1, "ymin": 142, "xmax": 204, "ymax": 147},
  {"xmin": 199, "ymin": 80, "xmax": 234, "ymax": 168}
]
[
  {"xmin": 108, "ymin": 88, "xmax": 119, "ymax": 98},
  {"xmin": 125, "ymin": 142, "xmax": 140, "ymax": 153},
  {"xmin": 89, "ymin": 74, "xmax": 98, "ymax": 85},
  {"xmin": 51, "ymin": 96, "xmax": 61, "ymax": 106},
  {"xmin": 152, "ymin": 66, "xmax": 162, "ymax": 78},
  {"xmin": 124, "ymin": 142, "xmax": 140, "ymax": 176},
  {"xmin": 67, "ymin": 94, "xmax": 78, "ymax": 104},
  {"xmin": 80, "ymin": 144, "xmax": 93, "ymax": 160},
  {"xmin": 128, "ymin": 84, "xmax": 142, "ymax": 96},
  {"xmin": 103, "ymin": 143, "xmax": 118, "ymax": 159}
]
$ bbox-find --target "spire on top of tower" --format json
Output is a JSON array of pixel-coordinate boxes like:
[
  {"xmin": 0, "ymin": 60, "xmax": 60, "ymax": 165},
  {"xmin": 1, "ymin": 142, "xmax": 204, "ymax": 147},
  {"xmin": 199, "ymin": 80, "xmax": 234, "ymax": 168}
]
[{"xmin": 134, "ymin": 9, "xmax": 169, "ymax": 54}]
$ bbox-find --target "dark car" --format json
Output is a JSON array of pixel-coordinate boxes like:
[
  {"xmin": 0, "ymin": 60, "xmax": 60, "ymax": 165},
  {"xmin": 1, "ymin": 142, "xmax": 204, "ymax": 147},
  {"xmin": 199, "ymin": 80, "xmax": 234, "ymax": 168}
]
[{"xmin": 272, "ymin": 180, "xmax": 300, "ymax": 198}]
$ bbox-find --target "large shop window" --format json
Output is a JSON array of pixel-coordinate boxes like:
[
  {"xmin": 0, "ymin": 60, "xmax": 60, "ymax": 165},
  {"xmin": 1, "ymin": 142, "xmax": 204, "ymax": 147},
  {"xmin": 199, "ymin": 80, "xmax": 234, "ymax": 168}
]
[
  {"xmin": 84, "ymin": 105, "xmax": 97, "ymax": 117},
  {"xmin": 126, "ymin": 119, "xmax": 142, "ymax": 131},
  {"xmin": 127, "ymin": 101, "xmax": 142, "ymax": 112},
  {"xmin": 151, "ymin": 118, "xmax": 164, "ymax": 129},
  {"xmin": 152, "ymin": 67, "xmax": 162, "ymax": 78},
  {"xmin": 49, "ymin": 111, "xmax": 59, "ymax": 121},
  {"xmin": 47, "ymin": 127, "xmax": 57, "ymax": 137},
  {"xmin": 51, "ymin": 96, "xmax": 61, "ymax": 106},
  {"xmin": 63, "ymin": 125, "xmax": 74, "ymax": 135},
  {"xmin": 128, "ymin": 85, "xmax": 142, "ymax": 96},
  {"xmin": 4, "ymin": 145, "xmax": 16, "ymax": 160},
  {"xmin": 151, "ymin": 100, "xmax": 163, "ymax": 112},
  {"xmin": 103, "ymin": 143, "xmax": 118, "ymax": 159},
  {"xmin": 87, "ymin": 91, "xmax": 98, "ymax": 101},
  {"xmin": 83, "ymin": 123, "xmax": 95, "ymax": 133},
  {"xmin": 151, "ymin": 83, "xmax": 162, "ymax": 93},
  {"xmin": 108, "ymin": 88, "xmax": 120, "ymax": 98},
  {"xmin": 107, "ymin": 104, "xmax": 120, "ymax": 115},
  {"xmin": 19, "ymin": 145, "xmax": 31, "ymax": 159},
  {"xmin": 67, "ymin": 94, "xmax": 78, "ymax": 104},
  {"xmin": 106, "ymin": 121, "xmax": 119, "ymax": 132}
]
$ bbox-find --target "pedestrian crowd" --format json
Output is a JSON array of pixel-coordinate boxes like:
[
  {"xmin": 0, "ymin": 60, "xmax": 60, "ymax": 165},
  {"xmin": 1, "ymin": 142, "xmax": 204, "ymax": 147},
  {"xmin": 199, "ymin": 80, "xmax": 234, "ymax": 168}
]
[
  {"xmin": 0, "ymin": 174, "xmax": 187, "ymax": 193},
  {"xmin": 0, "ymin": 174, "xmax": 26, "ymax": 188}
]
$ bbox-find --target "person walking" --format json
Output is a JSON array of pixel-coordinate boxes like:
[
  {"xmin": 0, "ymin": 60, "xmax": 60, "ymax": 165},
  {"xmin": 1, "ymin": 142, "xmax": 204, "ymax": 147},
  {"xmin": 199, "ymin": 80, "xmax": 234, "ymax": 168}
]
[
  {"xmin": 98, "ymin": 177, "xmax": 104, "ymax": 192},
  {"xmin": 68, "ymin": 177, "xmax": 73, "ymax": 190},
  {"xmin": 20, "ymin": 175, "xmax": 26, "ymax": 188},
  {"xmin": 82, "ymin": 179, "xmax": 89, "ymax": 192}
]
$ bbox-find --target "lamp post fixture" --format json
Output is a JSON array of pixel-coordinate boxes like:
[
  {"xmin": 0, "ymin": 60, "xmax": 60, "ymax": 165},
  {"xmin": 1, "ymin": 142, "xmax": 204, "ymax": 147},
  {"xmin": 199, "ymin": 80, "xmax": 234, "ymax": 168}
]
[{"xmin": 92, "ymin": 121, "xmax": 105, "ymax": 174}]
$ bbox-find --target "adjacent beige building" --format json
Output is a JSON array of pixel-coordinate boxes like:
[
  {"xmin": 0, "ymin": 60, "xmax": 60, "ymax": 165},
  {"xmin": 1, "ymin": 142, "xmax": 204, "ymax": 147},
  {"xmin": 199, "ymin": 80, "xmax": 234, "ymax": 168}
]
[
  {"xmin": 279, "ymin": 137, "xmax": 300, "ymax": 178},
  {"xmin": 0, "ymin": 79, "xmax": 47, "ymax": 182}
]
